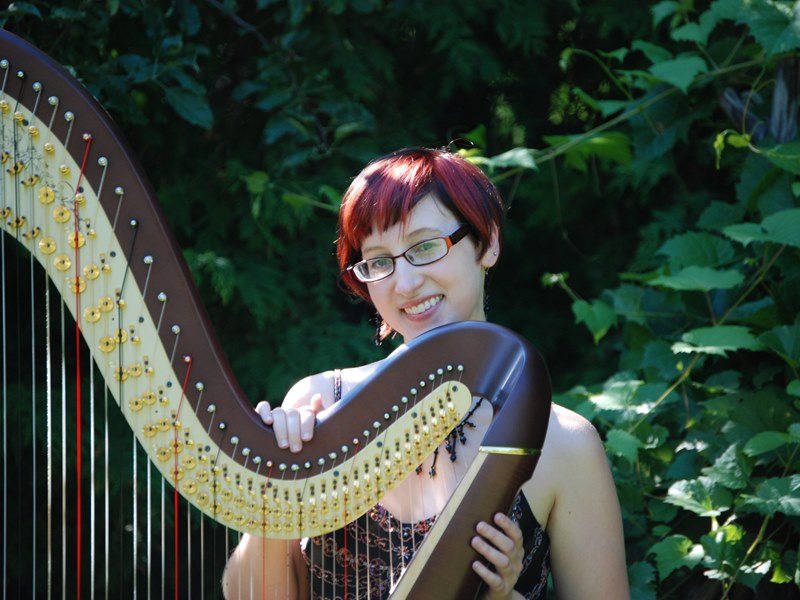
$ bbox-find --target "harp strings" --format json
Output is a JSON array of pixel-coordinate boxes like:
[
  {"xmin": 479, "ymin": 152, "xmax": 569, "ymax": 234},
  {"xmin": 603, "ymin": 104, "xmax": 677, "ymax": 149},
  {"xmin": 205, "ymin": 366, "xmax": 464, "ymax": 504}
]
[{"xmin": 0, "ymin": 62, "xmax": 240, "ymax": 599}]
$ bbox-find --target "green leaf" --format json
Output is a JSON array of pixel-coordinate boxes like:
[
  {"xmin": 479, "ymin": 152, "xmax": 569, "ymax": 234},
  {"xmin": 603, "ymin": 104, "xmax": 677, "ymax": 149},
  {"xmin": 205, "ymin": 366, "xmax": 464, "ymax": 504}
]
[
  {"xmin": 597, "ymin": 47, "xmax": 630, "ymax": 63},
  {"xmin": 572, "ymin": 298, "xmax": 617, "ymax": 344},
  {"xmin": 666, "ymin": 477, "xmax": 732, "ymax": 516},
  {"xmin": 6, "ymin": 1, "xmax": 42, "ymax": 18},
  {"xmin": 589, "ymin": 378, "xmax": 642, "ymax": 412},
  {"xmin": 632, "ymin": 40, "xmax": 673, "ymax": 63},
  {"xmin": 471, "ymin": 147, "xmax": 537, "ymax": 171},
  {"xmin": 604, "ymin": 285, "xmax": 646, "ymax": 325},
  {"xmin": 759, "ymin": 318, "xmax": 800, "ymax": 367},
  {"xmin": 649, "ymin": 55, "xmax": 708, "ymax": 93},
  {"xmin": 650, "ymin": 266, "xmax": 744, "ymax": 291},
  {"xmin": 739, "ymin": 0, "xmax": 800, "ymax": 57},
  {"xmin": 743, "ymin": 431, "xmax": 795, "ymax": 456},
  {"xmin": 243, "ymin": 170, "xmax": 270, "ymax": 195},
  {"xmin": 160, "ymin": 34, "xmax": 184, "ymax": 55},
  {"xmin": 606, "ymin": 429, "xmax": 642, "ymax": 464},
  {"xmin": 163, "ymin": 87, "xmax": 214, "ymax": 130},
  {"xmin": 740, "ymin": 475, "xmax": 800, "ymax": 517},
  {"xmin": 672, "ymin": 325, "xmax": 764, "ymax": 357},
  {"xmin": 652, "ymin": 1, "xmax": 680, "ymax": 27},
  {"xmin": 727, "ymin": 132, "xmax": 751, "ymax": 148},
  {"xmin": 649, "ymin": 535, "xmax": 704, "ymax": 579},
  {"xmin": 788, "ymin": 380, "xmax": 800, "ymax": 397},
  {"xmin": 697, "ymin": 201, "xmax": 747, "ymax": 231},
  {"xmin": 657, "ymin": 232, "xmax": 736, "ymax": 268},
  {"xmin": 762, "ymin": 141, "xmax": 800, "ymax": 174},
  {"xmin": 671, "ymin": 8, "xmax": 724, "ymax": 44},
  {"xmin": 596, "ymin": 99, "xmax": 630, "ymax": 118},
  {"xmin": 627, "ymin": 561, "xmax": 657, "ymax": 600},
  {"xmin": 542, "ymin": 132, "xmax": 632, "ymax": 172},
  {"xmin": 702, "ymin": 444, "xmax": 751, "ymax": 490}
]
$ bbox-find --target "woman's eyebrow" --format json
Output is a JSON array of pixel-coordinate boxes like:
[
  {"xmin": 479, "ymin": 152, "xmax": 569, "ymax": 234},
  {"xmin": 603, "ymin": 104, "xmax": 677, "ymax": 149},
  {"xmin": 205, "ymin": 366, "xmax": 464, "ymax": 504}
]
[{"xmin": 361, "ymin": 227, "xmax": 445, "ymax": 255}]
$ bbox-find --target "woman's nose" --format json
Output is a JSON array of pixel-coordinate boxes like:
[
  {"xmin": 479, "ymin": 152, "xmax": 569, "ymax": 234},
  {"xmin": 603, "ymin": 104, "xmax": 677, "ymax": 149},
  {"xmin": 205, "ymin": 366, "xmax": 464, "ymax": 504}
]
[{"xmin": 391, "ymin": 257, "xmax": 424, "ymax": 295}]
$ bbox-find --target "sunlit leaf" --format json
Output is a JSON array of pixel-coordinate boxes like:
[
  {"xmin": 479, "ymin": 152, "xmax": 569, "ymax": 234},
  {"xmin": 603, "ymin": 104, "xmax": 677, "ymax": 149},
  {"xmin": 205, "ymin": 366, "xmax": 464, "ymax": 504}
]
[
  {"xmin": 606, "ymin": 429, "xmax": 642, "ymax": 464},
  {"xmin": 743, "ymin": 431, "xmax": 794, "ymax": 456},
  {"xmin": 650, "ymin": 266, "xmax": 744, "ymax": 291},
  {"xmin": 543, "ymin": 132, "xmax": 632, "ymax": 172},
  {"xmin": 666, "ymin": 477, "xmax": 732, "ymax": 516},
  {"xmin": 672, "ymin": 325, "xmax": 764, "ymax": 356},
  {"xmin": 470, "ymin": 147, "xmax": 537, "ymax": 171},
  {"xmin": 740, "ymin": 476, "xmax": 800, "ymax": 517},
  {"xmin": 649, "ymin": 535, "xmax": 704, "ymax": 579},
  {"xmin": 702, "ymin": 444, "xmax": 751, "ymax": 490}
]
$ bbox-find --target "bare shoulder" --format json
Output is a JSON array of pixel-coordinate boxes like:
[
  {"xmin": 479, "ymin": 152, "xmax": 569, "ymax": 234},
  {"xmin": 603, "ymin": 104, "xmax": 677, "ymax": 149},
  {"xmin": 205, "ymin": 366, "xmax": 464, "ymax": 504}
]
[
  {"xmin": 546, "ymin": 404, "xmax": 604, "ymax": 455},
  {"xmin": 522, "ymin": 404, "xmax": 610, "ymax": 527}
]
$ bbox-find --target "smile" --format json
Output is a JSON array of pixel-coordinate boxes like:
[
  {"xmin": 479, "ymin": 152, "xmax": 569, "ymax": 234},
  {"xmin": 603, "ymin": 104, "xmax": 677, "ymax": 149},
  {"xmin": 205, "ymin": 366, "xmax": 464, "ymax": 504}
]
[{"xmin": 404, "ymin": 295, "xmax": 443, "ymax": 315}]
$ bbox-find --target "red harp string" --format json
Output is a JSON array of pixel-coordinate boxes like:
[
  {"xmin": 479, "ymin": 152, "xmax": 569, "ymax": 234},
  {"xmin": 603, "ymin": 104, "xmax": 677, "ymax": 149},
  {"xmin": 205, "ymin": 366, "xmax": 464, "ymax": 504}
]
[{"xmin": 72, "ymin": 132, "xmax": 93, "ymax": 598}]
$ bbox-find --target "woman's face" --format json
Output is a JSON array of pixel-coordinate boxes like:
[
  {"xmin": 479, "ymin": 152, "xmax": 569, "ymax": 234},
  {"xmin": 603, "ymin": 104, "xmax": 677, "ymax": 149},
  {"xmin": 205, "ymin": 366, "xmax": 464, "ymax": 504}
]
[{"xmin": 360, "ymin": 195, "xmax": 498, "ymax": 342}]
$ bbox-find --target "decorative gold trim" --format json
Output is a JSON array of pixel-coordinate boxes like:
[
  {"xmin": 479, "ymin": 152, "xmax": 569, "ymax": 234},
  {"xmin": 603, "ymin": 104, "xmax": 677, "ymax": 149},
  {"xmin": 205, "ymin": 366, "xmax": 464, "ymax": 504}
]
[{"xmin": 479, "ymin": 446, "xmax": 541, "ymax": 456}]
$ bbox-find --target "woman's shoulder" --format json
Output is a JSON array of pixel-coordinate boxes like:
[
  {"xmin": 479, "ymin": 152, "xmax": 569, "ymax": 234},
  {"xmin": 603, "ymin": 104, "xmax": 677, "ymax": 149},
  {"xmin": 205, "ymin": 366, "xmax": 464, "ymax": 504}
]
[
  {"xmin": 542, "ymin": 403, "xmax": 604, "ymax": 457},
  {"xmin": 522, "ymin": 404, "xmax": 609, "ymax": 525}
]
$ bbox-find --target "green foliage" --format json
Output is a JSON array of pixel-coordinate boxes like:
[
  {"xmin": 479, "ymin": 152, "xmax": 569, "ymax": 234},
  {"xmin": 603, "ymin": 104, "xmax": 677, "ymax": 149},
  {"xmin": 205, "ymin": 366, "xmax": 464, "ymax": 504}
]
[
  {"xmin": 542, "ymin": 2, "xmax": 800, "ymax": 597},
  {"xmin": 6, "ymin": 0, "xmax": 800, "ymax": 597}
]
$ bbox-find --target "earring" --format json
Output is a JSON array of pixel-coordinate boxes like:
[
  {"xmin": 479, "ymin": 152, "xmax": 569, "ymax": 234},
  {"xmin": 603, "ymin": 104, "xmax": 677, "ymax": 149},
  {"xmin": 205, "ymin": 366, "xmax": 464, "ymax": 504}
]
[{"xmin": 372, "ymin": 312, "xmax": 384, "ymax": 346}]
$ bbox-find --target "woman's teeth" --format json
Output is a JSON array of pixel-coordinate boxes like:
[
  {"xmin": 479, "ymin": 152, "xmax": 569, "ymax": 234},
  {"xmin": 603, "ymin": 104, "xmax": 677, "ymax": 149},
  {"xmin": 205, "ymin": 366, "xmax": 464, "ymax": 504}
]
[{"xmin": 404, "ymin": 296, "xmax": 442, "ymax": 315}]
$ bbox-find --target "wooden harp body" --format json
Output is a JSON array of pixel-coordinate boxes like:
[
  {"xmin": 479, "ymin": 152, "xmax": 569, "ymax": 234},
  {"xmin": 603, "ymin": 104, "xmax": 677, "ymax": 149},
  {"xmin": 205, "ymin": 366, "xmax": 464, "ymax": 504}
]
[{"xmin": 0, "ymin": 28, "xmax": 551, "ymax": 598}]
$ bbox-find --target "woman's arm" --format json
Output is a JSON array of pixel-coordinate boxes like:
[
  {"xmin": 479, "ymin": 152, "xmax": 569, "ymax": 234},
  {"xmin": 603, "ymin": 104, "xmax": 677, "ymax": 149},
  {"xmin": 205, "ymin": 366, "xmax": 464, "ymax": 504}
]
[
  {"xmin": 541, "ymin": 411, "xmax": 629, "ymax": 599},
  {"xmin": 222, "ymin": 373, "xmax": 334, "ymax": 598},
  {"xmin": 221, "ymin": 535, "xmax": 307, "ymax": 600}
]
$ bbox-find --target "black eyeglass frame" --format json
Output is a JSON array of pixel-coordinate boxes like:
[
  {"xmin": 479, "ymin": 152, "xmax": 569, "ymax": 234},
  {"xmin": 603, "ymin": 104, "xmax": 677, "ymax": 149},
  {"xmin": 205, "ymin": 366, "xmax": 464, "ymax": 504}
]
[{"xmin": 346, "ymin": 224, "xmax": 473, "ymax": 283}]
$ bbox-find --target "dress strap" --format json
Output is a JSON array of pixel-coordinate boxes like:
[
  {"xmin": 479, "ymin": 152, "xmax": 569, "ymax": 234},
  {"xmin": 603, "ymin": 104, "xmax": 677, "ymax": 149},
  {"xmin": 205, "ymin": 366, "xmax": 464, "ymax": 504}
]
[{"xmin": 333, "ymin": 368, "xmax": 342, "ymax": 403}]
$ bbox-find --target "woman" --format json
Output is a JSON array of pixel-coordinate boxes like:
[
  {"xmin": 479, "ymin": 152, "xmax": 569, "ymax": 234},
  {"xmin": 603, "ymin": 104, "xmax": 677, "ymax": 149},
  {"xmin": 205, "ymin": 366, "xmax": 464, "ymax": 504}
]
[{"xmin": 222, "ymin": 148, "xmax": 629, "ymax": 599}]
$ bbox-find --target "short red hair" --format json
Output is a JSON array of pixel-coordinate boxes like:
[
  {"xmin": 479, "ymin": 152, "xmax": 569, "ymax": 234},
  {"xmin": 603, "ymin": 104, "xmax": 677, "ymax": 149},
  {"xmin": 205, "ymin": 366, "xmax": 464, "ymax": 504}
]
[{"xmin": 337, "ymin": 148, "xmax": 506, "ymax": 304}]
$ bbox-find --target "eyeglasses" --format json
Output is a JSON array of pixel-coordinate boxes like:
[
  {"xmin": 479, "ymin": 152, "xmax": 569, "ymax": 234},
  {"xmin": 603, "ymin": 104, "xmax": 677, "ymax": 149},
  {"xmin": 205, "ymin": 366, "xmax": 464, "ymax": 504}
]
[{"xmin": 347, "ymin": 224, "xmax": 472, "ymax": 283}]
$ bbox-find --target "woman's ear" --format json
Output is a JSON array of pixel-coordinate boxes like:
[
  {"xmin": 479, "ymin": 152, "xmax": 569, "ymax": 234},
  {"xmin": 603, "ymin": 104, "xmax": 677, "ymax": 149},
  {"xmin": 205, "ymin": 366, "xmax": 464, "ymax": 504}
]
[{"xmin": 480, "ymin": 225, "xmax": 501, "ymax": 269}]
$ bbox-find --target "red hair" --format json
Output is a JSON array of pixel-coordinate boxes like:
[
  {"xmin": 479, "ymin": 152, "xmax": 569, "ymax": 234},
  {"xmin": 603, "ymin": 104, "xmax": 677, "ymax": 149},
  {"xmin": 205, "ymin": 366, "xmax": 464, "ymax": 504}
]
[{"xmin": 337, "ymin": 148, "xmax": 506, "ymax": 304}]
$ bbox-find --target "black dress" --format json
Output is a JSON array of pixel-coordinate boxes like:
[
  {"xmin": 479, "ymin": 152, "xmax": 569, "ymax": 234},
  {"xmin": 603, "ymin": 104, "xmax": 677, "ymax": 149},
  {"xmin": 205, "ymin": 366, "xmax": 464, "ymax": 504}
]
[{"xmin": 300, "ymin": 492, "xmax": 550, "ymax": 599}]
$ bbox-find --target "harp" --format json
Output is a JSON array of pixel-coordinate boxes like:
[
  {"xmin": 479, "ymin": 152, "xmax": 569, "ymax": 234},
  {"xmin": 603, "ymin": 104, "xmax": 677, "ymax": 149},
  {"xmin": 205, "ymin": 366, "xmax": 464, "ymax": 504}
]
[{"xmin": 0, "ymin": 28, "xmax": 551, "ymax": 599}]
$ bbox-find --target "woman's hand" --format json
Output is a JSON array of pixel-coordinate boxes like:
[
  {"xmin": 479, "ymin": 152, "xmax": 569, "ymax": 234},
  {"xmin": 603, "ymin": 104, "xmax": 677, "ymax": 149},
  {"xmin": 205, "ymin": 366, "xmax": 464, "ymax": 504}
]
[
  {"xmin": 471, "ymin": 513, "xmax": 525, "ymax": 600},
  {"xmin": 255, "ymin": 393, "xmax": 325, "ymax": 453}
]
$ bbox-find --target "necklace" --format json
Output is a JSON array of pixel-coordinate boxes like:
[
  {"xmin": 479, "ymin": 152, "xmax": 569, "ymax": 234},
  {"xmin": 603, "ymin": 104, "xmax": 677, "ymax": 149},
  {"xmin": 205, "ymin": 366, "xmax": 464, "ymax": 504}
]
[{"xmin": 417, "ymin": 396, "xmax": 486, "ymax": 477}]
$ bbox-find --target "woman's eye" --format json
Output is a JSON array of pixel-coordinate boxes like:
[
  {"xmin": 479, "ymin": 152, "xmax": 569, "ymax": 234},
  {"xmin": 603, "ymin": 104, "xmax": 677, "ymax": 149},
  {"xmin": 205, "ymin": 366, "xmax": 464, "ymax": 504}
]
[
  {"xmin": 411, "ymin": 240, "xmax": 439, "ymax": 256},
  {"xmin": 370, "ymin": 257, "xmax": 393, "ymax": 270}
]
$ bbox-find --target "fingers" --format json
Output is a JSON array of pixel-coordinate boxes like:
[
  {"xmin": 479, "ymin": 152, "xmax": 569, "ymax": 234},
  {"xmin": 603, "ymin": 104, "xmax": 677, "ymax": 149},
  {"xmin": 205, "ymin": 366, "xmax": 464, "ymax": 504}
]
[
  {"xmin": 255, "ymin": 399, "xmax": 323, "ymax": 453},
  {"xmin": 255, "ymin": 401, "xmax": 273, "ymax": 424},
  {"xmin": 471, "ymin": 513, "xmax": 524, "ymax": 598},
  {"xmin": 310, "ymin": 392, "xmax": 325, "ymax": 414}
]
